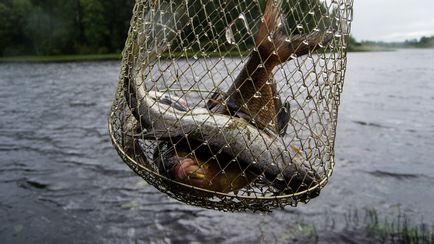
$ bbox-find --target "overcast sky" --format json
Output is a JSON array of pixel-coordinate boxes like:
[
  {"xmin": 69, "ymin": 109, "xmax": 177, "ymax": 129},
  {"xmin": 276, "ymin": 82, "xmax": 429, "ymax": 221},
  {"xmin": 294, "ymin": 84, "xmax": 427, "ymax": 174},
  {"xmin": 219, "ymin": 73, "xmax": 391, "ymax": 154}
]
[{"xmin": 351, "ymin": 0, "xmax": 434, "ymax": 42}]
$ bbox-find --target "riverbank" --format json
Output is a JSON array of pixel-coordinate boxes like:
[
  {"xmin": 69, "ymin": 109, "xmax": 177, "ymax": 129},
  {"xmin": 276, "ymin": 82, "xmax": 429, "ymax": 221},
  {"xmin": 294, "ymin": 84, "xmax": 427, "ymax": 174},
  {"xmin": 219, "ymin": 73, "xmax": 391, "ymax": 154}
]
[
  {"xmin": 0, "ymin": 54, "xmax": 122, "ymax": 63},
  {"xmin": 347, "ymin": 44, "xmax": 395, "ymax": 52},
  {"xmin": 348, "ymin": 46, "xmax": 394, "ymax": 52},
  {"xmin": 0, "ymin": 51, "xmax": 243, "ymax": 63},
  {"xmin": 0, "ymin": 47, "xmax": 391, "ymax": 63},
  {"xmin": 1, "ymin": 46, "xmax": 431, "ymax": 63}
]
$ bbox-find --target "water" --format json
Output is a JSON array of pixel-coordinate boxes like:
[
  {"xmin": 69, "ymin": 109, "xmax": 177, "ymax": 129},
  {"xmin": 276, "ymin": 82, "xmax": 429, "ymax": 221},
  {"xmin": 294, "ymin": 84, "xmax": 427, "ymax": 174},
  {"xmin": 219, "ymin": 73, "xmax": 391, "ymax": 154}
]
[{"xmin": 1, "ymin": 49, "xmax": 434, "ymax": 243}]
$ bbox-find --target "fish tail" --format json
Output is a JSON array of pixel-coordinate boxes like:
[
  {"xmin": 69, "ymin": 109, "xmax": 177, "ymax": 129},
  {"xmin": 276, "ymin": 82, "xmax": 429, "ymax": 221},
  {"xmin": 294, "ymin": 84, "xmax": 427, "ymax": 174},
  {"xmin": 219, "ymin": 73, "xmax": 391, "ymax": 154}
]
[
  {"xmin": 255, "ymin": 0, "xmax": 283, "ymax": 48},
  {"xmin": 256, "ymin": 0, "xmax": 333, "ymax": 65}
]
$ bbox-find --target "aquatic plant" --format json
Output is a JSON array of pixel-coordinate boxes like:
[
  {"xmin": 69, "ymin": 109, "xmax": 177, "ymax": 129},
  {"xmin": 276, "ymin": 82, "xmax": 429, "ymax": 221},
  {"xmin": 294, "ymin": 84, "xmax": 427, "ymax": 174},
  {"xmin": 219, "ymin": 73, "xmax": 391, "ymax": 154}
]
[{"xmin": 364, "ymin": 209, "xmax": 434, "ymax": 244}]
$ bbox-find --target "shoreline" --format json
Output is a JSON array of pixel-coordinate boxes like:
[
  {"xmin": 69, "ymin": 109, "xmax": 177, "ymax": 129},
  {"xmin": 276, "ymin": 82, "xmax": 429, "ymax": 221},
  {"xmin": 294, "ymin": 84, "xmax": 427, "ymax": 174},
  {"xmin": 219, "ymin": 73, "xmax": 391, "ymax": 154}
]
[
  {"xmin": 0, "ymin": 54, "xmax": 122, "ymax": 63},
  {"xmin": 3, "ymin": 47, "xmax": 432, "ymax": 63},
  {"xmin": 0, "ymin": 49, "xmax": 253, "ymax": 63},
  {"xmin": 347, "ymin": 46, "xmax": 395, "ymax": 52}
]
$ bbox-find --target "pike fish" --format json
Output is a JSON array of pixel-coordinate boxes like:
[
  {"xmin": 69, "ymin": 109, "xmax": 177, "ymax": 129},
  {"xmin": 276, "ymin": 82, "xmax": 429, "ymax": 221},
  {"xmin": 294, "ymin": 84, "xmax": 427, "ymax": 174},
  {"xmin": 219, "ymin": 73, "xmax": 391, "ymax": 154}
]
[{"xmin": 208, "ymin": 0, "xmax": 333, "ymax": 135}]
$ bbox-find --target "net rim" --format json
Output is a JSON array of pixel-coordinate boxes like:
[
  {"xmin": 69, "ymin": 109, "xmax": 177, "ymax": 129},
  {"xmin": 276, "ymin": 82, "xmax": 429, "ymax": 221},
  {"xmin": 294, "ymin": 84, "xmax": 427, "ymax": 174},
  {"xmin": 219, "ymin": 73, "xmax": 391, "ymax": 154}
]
[{"xmin": 108, "ymin": 108, "xmax": 334, "ymax": 201}]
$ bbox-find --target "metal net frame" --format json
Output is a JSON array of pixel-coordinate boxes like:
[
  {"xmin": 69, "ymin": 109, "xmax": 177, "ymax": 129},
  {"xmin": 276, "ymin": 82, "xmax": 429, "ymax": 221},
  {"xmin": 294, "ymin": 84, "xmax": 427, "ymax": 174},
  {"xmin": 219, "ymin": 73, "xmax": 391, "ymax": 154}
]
[{"xmin": 108, "ymin": 0, "xmax": 353, "ymax": 212}]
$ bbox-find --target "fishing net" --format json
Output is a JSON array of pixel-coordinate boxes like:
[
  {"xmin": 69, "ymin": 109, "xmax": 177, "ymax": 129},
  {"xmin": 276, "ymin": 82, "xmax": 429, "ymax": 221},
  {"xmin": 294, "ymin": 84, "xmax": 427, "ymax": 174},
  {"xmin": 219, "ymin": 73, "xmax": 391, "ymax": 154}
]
[{"xmin": 108, "ymin": 0, "xmax": 353, "ymax": 212}]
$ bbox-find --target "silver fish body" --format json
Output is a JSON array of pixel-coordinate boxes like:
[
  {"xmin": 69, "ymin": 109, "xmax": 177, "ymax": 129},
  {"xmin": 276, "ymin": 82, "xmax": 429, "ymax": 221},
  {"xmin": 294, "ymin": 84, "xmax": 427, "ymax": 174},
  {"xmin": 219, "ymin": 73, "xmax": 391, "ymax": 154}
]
[{"xmin": 127, "ymin": 72, "xmax": 319, "ymax": 194}]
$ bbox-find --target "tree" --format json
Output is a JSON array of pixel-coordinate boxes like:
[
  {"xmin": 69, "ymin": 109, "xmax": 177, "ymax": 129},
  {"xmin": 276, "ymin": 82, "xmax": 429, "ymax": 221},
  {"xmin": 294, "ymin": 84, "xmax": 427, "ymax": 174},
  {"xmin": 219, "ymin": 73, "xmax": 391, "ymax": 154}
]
[
  {"xmin": 0, "ymin": 0, "xmax": 33, "ymax": 56},
  {"xmin": 0, "ymin": 0, "xmax": 338, "ymax": 56}
]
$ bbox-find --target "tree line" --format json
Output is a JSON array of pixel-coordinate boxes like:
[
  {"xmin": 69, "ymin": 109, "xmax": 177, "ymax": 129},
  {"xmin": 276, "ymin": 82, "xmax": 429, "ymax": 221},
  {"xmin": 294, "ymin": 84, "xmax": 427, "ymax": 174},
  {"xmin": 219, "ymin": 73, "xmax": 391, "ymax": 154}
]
[
  {"xmin": 1, "ymin": 0, "xmax": 334, "ymax": 57},
  {"xmin": 0, "ymin": 0, "xmax": 134, "ymax": 56},
  {"xmin": 360, "ymin": 36, "xmax": 434, "ymax": 49},
  {"xmin": 347, "ymin": 35, "xmax": 434, "ymax": 51}
]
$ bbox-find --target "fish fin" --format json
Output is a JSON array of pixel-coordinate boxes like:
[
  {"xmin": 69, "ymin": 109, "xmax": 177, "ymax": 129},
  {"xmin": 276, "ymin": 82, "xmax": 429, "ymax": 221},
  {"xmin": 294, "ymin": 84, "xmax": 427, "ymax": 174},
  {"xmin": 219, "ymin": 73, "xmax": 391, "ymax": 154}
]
[
  {"xmin": 270, "ymin": 79, "xmax": 289, "ymax": 136},
  {"xmin": 206, "ymin": 89, "xmax": 226, "ymax": 110},
  {"xmin": 255, "ymin": 0, "xmax": 283, "ymax": 47},
  {"xmin": 256, "ymin": 0, "xmax": 333, "ymax": 64},
  {"xmin": 226, "ymin": 97, "xmax": 264, "ymax": 125},
  {"xmin": 206, "ymin": 99, "xmax": 220, "ymax": 110},
  {"xmin": 276, "ymin": 101, "xmax": 290, "ymax": 136}
]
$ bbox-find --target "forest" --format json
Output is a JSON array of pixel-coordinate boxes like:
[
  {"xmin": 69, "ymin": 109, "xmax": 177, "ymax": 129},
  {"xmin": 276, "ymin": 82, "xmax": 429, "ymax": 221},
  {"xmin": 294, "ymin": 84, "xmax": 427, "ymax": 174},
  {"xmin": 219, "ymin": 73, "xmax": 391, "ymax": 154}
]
[
  {"xmin": 2, "ymin": 1, "xmax": 433, "ymax": 58},
  {"xmin": 0, "ymin": 0, "xmax": 135, "ymax": 56},
  {"xmin": 360, "ymin": 36, "xmax": 434, "ymax": 49},
  {"xmin": 0, "ymin": 0, "xmax": 337, "ymax": 57}
]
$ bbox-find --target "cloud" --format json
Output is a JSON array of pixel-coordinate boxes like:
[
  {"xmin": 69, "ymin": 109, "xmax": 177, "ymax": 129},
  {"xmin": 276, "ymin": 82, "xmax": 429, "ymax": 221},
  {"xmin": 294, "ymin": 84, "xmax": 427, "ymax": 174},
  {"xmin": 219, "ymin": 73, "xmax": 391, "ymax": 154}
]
[{"xmin": 350, "ymin": 0, "xmax": 434, "ymax": 42}]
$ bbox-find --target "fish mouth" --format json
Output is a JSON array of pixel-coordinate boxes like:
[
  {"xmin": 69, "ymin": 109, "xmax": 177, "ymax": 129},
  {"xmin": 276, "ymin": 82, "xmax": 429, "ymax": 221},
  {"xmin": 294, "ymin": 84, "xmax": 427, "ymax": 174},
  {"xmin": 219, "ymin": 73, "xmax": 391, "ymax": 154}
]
[
  {"xmin": 162, "ymin": 156, "xmax": 207, "ymax": 184},
  {"xmin": 173, "ymin": 157, "xmax": 206, "ymax": 181}
]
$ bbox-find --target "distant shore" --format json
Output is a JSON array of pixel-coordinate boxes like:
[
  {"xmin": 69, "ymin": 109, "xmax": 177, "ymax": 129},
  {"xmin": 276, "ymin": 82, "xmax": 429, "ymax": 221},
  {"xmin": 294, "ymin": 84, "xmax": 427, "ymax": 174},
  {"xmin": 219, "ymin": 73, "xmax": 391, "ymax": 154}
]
[
  {"xmin": 0, "ymin": 54, "xmax": 122, "ymax": 63},
  {"xmin": 0, "ymin": 49, "xmax": 250, "ymax": 63},
  {"xmin": 347, "ymin": 45, "xmax": 395, "ymax": 52},
  {"xmin": 1, "ymin": 46, "xmax": 428, "ymax": 63}
]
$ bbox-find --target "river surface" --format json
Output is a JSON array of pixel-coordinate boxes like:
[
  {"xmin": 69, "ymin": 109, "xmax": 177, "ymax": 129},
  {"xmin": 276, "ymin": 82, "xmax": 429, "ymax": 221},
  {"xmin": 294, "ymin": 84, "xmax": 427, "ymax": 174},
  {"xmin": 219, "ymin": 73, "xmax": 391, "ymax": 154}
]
[{"xmin": 1, "ymin": 49, "xmax": 434, "ymax": 243}]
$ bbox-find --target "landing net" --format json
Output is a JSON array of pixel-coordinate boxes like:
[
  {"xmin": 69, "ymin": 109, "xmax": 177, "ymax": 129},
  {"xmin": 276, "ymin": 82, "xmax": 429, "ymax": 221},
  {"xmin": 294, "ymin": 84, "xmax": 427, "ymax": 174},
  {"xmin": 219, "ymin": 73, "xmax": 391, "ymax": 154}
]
[{"xmin": 109, "ymin": 0, "xmax": 353, "ymax": 212}]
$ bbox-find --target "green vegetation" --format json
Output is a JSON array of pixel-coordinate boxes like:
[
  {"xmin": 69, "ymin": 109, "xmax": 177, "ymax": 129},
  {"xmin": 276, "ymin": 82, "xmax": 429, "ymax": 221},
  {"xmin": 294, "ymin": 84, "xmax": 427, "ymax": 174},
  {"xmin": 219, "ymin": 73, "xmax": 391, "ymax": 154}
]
[
  {"xmin": 280, "ymin": 221, "xmax": 318, "ymax": 242},
  {"xmin": 276, "ymin": 209, "xmax": 434, "ymax": 243},
  {"xmin": 2, "ymin": 1, "xmax": 431, "ymax": 62},
  {"xmin": 0, "ymin": 50, "xmax": 252, "ymax": 63},
  {"xmin": 0, "ymin": 0, "xmax": 134, "ymax": 56},
  {"xmin": 347, "ymin": 35, "xmax": 434, "ymax": 52},
  {"xmin": 361, "ymin": 36, "xmax": 434, "ymax": 49},
  {"xmin": 343, "ymin": 208, "xmax": 434, "ymax": 243},
  {"xmin": 0, "ymin": 53, "xmax": 121, "ymax": 63},
  {"xmin": 364, "ymin": 209, "xmax": 434, "ymax": 243},
  {"xmin": 0, "ymin": 0, "xmax": 331, "ymax": 61},
  {"xmin": 347, "ymin": 36, "xmax": 394, "ymax": 52}
]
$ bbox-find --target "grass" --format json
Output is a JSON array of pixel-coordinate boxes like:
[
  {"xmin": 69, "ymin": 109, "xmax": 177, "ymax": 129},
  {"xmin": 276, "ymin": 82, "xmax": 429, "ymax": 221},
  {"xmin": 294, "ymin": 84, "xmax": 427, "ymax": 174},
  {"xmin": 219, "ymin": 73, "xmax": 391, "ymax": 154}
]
[
  {"xmin": 364, "ymin": 209, "xmax": 434, "ymax": 244},
  {"xmin": 276, "ymin": 209, "xmax": 434, "ymax": 243},
  {"xmin": 0, "ymin": 45, "xmax": 394, "ymax": 63},
  {"xmin": 280, "ymin": 221, "xmax": 318, "ymax": 242},
  {"xmin": 341, "ymin": 208, "xmax": 434, "ymax": 243},
  {"xmin": 0, "ymin": 50, "xmax": 250, "ymax": 63},
  {"xmin": 0, "ymin": 53, "xmax": 122, "ymax": 63}
]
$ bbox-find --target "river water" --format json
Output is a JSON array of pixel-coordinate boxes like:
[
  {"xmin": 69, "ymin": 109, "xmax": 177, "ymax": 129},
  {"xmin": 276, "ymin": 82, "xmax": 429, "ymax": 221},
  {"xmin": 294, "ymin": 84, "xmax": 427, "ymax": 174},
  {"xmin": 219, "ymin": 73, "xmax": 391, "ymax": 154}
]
[{"xmin": 1, "ymin": 49, "xmax": 433, "ymax": 243}]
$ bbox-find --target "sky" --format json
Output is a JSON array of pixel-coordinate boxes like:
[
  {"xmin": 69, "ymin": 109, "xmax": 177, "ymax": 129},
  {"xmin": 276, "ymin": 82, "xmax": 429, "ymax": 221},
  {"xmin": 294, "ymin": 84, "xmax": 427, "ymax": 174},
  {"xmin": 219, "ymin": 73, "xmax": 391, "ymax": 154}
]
[{"xmin": 351, "ymin": 0, "xmax": 434, "ymax": 42}]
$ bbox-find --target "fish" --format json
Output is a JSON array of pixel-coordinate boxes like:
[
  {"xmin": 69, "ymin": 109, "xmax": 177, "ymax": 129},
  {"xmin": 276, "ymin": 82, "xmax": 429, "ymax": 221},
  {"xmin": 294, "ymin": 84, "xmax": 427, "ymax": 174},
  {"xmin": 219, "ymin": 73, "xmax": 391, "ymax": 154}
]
[
  {"xmin": 148, "ymin": 94, "xmax": 257, "ymax": 193},
  {"xmin": 122, "ymin": 0, "xmax": 331, "ymax": 195},
  {"xmin": 117, "ymin": 98, "xmax": 254, "ymax": 194},
  {"xmin": 208, "ymin": 0, "xmax": 333, "ymax": 135},
  {"xmin": 125, "ymin": 84, "xmax": 320, "ymax": 195},
  {"xmin": 154, "ymin": 137, "xmax": 257, "ymax": 193}
]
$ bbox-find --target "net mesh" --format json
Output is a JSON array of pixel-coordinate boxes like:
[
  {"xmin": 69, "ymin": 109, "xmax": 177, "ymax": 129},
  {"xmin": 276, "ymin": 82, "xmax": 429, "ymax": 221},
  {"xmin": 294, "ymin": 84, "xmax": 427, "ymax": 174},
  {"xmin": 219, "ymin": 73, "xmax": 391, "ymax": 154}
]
[{"xmin": 108, "ymin": 0, "xmax": 353, "ymax": 212}]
